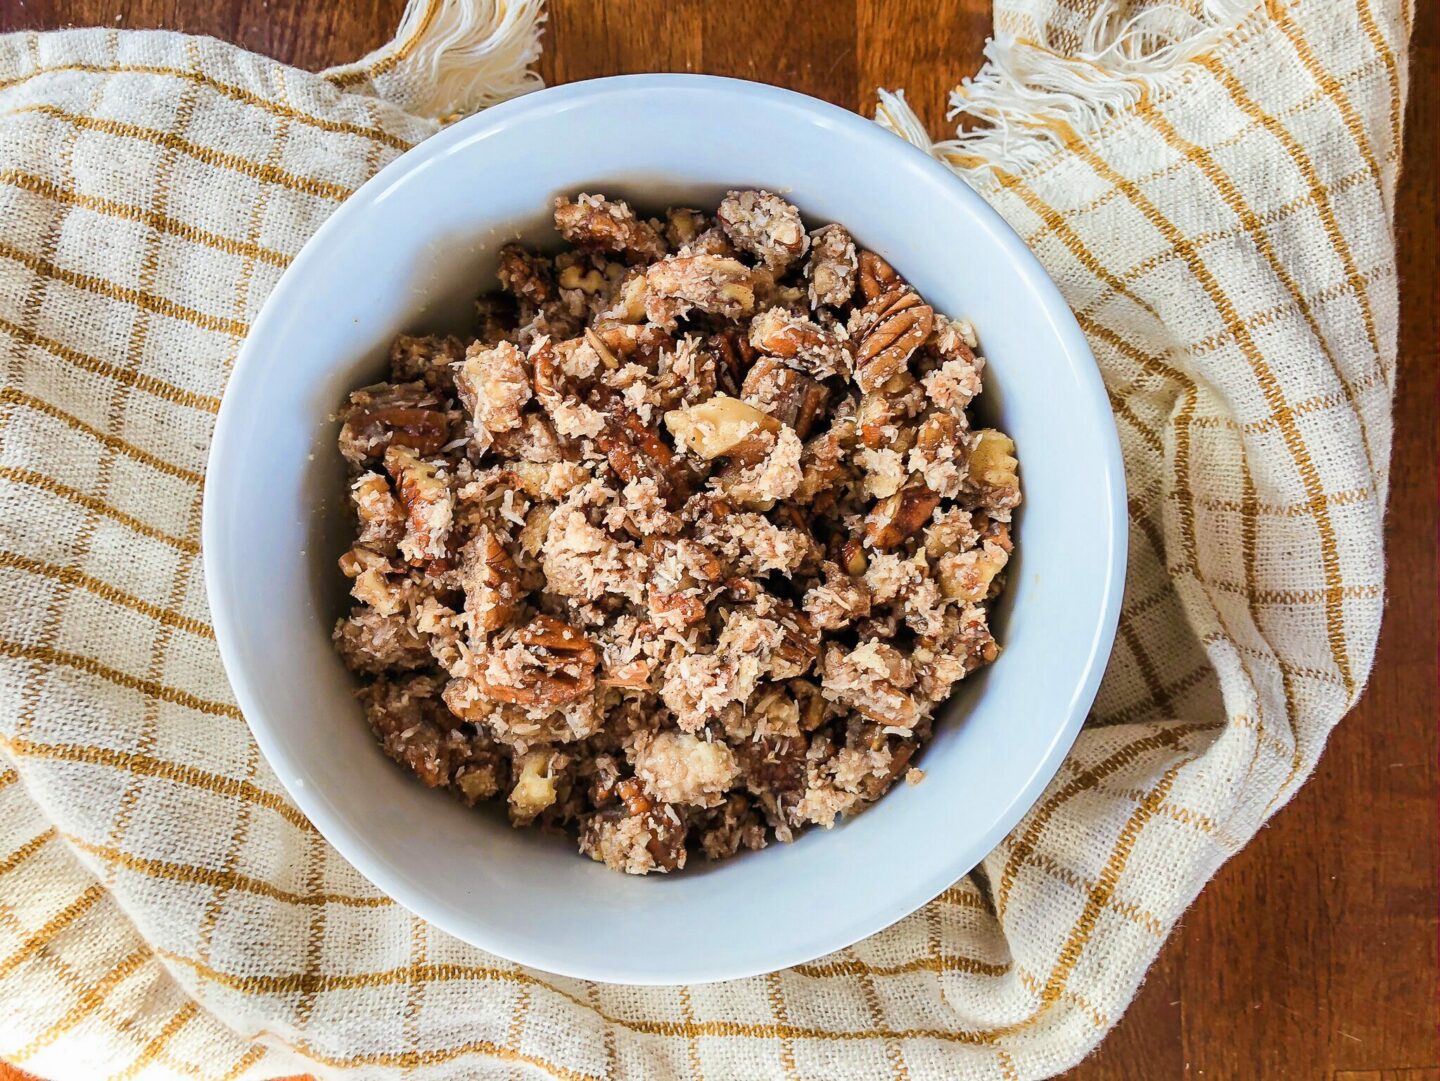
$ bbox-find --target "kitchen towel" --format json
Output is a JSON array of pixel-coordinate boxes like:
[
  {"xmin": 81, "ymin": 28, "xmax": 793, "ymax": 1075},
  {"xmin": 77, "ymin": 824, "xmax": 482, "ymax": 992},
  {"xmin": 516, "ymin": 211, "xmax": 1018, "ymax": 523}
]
[{"xmin": 0, "ymin": 0, "xmax": 1406, "ymax": 1076}]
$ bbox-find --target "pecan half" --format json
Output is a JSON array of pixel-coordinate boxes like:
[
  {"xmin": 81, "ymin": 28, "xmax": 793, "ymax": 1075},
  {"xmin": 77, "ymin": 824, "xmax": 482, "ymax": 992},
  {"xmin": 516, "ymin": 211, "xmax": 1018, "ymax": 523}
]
[
  {"xmin": 741, "ymin": 357, "xmax": 829, "ymax": 439},
  {"xmin": 709, "ymin": 327, "xmax": 759, "ymax": 394},
  {"xmin": 460, "ymin": 526, "xmax": 521, "ymax": 632},
  {"xmin": 554, "ymin": 194, "xmax": 667, "ymax": 265},
  {"xmin": 339, "ymin": 382, "xmax": 452, "ymax": 464},
  {"xmin": 477, "ymin": 614, "xmax": 599, "ymax": 708},
  {"xmin": 748, "ymin": 307, "xmax": 851, "ymax": 380},
  {"xmin": 595, "ymin": 392, "xmax": 690, "ymax": 504},
  {"xmin": 645, "ymin": 255, "xmax": 756, "ymax": 321},
  {"xmin": 853, "ymin": 289, "xmax": 934, "ymax": 393},
  {"xmin": 857, "ymin": 249, "xmax": 902, "ymax": 301}
]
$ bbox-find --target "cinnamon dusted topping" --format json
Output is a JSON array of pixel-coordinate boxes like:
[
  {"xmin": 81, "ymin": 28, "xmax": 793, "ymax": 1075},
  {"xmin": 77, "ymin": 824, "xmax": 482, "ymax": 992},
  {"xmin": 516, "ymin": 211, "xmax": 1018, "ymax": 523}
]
[{"xmin": 334, "ymin": 190, "xmax": 1019, "ymax": 873}]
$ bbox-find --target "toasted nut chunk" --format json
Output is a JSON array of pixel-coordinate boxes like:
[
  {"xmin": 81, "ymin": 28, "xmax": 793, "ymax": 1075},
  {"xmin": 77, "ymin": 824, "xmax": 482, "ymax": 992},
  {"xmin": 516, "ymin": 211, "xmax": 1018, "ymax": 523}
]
[
  {"xmin": 969, "ymin": 429, "xmax": 1019, "ymax": 490},
  {"xmin": 937, "ymin": 540, "xmax": 1010, "ymax": 602},
  {"xmin": 476, "ymin": 614, "xmax": 598, "ymax": 708},
  {"xmin": 770, "ymin": 601, "xmax": 821, "ymax": 678},
  {"xmin": 664, "ymin": 207, "xmax": 710, "ymax": 248},
  {"xmin": 857, "ymin": 249, "xmax": 902, "ymax": 300},
  {"xmin": 717, "ymin": 189, "xmax": 808, "ymax": 271},
  {"xmin": 804, "ymin": 562, "xmax": 872, "ymax": 631},
  {"xmin": 805, "ymin": 223, "xmax": 859, "ymax": 309},
  {"xmin": 456, "ymin": 340, "xmax": 531, "ymax": 435},
  {"xmin": 821, "ymin": 639, "xmax": 920, "ymax": 729},
  {"xmin": 338, "ymin": 381, "xmax": 451, "ymax": 464},
  {"xmin": 388, "ymin": 333, "xmax": 465, "ymax": 391},
  {"xmin": 864, "ymin": 482, "xmax": 940, "ymax": 551},
  {"xmin": 384, "ymin": 445, "xmax": 452, "ymax": 564},
  {"xmin": 460, "ymin": 526, "xmax": 521, "ymax": 632},
  {"xmin": 558, "ymin": 263, "xmax": 606, "ymax": 294},
  {"xmin": 908, "ymin": 412, "xmax": 967, "ymax": 498},
  {"xmin": 596, "ymin": 395, "xmax": 689, "ymax": 504},
  {"xmin": 509, "ymin": 751, "xmax": 558, "ymax": 822},
  {"xmin": 351, "ymin": 472, "xmax": 404, "ymax": 552},
  {"xmin": 554, "ymin": 193, "xmax": 667, "ymax": 264},
  {"xmin": 841, "ymin": 538, "xmax": 868, "ymax": 576},
  {"xmin": 334, "ymin": 609, "xmax": 430, "ymax": 674},
  {"xmin": 580, "ymin": 803, "xmax": 688, "ymax": 873},
  {"xmin": 741, "ymin": 356, "xmax": 829, "ymax": 439},
  {"xmin": 664, "ymin": 394, "xmax": 781, "ymax": 461},
  {"xmin": 645, "ymin": 255, "xmax": 756, "ymax": 321},
  {"xmin": 497, "ymin": 243, "xmax": 555, "ymax": 307},
  {"xmin": 852, "ymin": 289, "xmax": 934, "ymax": 393},
  {"xmin": 632, "ymin": 731, "xmax": 739, "ymax": 808},
  {"xmin": 598, "ymin": 268, "xmax": 649, "ymax": 323},
  {"xmin": 748, "ymin": 307, "xmax": 852, "ymax": 380},
  {"xmin": 599, "ymin": 656, "xmax": 658, "ymax": 690}
]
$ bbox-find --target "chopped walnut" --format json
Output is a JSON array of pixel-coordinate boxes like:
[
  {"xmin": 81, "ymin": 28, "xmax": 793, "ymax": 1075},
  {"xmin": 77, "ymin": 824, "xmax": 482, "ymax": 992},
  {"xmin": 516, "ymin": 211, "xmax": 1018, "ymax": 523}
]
[
  {"xmin": 851, "ymin": 288, "xmax": 934, "ymax": 393},
  {"xmin": 631, "ymin": 730, "xmax": 739, "ymax": 808},
  {"xmin": 335, "ymin": 190, "xmax": 1017, "ymax": 874},
  {"xmin": 350, "ymin": 472, "xmax": 404, "ymax": 554},
  {"xmin": 805, "ymin": 223, "xmax": 858, "ymax": 309},
  {"xmin": 456, "ymin": 340, "xmax": 531, "ymax": 437},
  {"xmin": 717, "ymin": 189, "xmax": 808, "ymax": 272}
]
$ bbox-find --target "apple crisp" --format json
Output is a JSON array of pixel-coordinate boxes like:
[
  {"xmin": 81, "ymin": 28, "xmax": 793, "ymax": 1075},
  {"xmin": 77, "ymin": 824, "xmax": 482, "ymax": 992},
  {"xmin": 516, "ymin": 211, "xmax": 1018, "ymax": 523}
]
[{"xmin": 333, "ymin": 190, "xmax": 1019, "ymax": 874}]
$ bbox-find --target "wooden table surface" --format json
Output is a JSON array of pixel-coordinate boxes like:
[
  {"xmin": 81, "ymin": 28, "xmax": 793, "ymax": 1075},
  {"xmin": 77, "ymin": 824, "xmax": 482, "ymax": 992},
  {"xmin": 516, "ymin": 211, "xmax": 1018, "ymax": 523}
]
[{"xmin": 1, "ymin": 2, "xmax": 1435, "ymax": 1079}]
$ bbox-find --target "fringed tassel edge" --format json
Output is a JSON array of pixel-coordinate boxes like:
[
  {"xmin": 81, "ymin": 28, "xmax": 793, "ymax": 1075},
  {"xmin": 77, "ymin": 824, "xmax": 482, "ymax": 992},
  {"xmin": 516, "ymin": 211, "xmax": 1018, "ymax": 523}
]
[
  {"xmin": 325, "ymin": 0, "xmax": 546, "ymax": 120},
  {"xmin": 875, "ymin": 0, "xmax": 1263, "ymax": 180}
]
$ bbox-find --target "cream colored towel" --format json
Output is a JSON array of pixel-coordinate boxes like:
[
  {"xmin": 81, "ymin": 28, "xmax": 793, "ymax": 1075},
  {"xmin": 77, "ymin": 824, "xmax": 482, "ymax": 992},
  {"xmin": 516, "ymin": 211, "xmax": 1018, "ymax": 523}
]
[{"xmin": 0, "ymin": 0, "xmax": 1406, "ymax": 1076}]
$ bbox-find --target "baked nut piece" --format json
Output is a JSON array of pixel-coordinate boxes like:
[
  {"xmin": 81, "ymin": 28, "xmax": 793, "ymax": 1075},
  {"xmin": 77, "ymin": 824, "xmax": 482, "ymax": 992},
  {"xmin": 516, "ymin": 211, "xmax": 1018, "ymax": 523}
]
[{"xmin": 334, "ymin": 190, "xmax": 1020, "ymax": 874}]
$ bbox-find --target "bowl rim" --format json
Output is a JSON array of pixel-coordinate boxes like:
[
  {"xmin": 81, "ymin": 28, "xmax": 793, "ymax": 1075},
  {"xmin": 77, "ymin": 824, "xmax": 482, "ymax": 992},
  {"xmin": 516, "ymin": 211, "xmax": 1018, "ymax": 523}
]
[{"xmin": 203, "ymin": 72, "xmax": 1128, "ymax": 984}]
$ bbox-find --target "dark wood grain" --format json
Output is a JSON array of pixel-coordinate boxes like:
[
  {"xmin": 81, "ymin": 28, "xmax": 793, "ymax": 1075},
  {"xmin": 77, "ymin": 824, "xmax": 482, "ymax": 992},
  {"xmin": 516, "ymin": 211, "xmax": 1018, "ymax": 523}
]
[{"xmin": 0, "ymin": 2, "xmax": 1434, "ymax": 1078}]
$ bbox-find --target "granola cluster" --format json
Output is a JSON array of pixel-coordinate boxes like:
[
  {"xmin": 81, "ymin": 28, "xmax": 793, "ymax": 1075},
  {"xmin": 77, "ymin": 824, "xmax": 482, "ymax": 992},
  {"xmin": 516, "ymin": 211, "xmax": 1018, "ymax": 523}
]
[{"xmin": 333, "ymin": 190, "xmax": 1020, "ymax": 874}]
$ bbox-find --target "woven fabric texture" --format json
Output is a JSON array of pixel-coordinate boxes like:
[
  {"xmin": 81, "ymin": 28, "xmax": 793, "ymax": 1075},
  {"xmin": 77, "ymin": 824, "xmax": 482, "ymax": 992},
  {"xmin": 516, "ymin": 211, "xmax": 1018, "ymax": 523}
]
[{"xmin": 0, "ymin": 0, "xmax": 1408, "ymax": 1077}]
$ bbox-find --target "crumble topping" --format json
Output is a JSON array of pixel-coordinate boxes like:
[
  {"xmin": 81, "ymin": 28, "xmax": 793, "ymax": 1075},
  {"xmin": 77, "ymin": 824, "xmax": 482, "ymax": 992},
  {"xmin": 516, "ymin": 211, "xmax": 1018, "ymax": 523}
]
[{"xmin": 333, "ymin": 190, "xmax": 1020, "ymax": 874}]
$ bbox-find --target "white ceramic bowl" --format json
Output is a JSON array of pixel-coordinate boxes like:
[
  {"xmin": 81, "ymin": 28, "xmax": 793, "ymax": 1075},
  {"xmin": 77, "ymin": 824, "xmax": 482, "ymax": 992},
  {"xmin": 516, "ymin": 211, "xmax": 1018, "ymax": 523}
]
[{"xmin": 204, "ymin": 74, "xmax": 1126, "ymax": 985}]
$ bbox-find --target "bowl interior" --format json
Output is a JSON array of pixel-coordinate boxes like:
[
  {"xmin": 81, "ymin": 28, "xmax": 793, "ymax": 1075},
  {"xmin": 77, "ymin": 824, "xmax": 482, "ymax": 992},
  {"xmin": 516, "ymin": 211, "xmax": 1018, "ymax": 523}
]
[{"xmin": 204, "ymin": 76, "xmax": 1124, "ymax": 984}]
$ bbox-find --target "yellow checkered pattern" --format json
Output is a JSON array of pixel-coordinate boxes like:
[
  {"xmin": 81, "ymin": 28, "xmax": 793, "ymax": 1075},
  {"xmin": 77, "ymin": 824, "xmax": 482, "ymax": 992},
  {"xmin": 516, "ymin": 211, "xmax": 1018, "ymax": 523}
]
[{"xmin": 0, "ymin": 0, "xmax": 1407, "ymax": 1077}]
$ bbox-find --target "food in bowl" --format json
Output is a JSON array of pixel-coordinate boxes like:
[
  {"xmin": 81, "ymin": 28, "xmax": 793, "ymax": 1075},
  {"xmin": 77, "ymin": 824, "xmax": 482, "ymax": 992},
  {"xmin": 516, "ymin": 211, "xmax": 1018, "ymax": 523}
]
[{"xmin": 331, "ymin": 189, "xmax": 1020, "ymax": 875}]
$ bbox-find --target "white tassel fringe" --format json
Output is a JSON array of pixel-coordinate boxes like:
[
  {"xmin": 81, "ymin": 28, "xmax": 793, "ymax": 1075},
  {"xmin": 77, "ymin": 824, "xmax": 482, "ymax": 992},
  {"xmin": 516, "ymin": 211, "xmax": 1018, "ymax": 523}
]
[
  {"xmin": 326, "ymin": 0, "xmax": 545, "ymax": 120},
  {"xmin": 875, "ymin": 0, "xmax": 1260, "ymax": 178}
]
